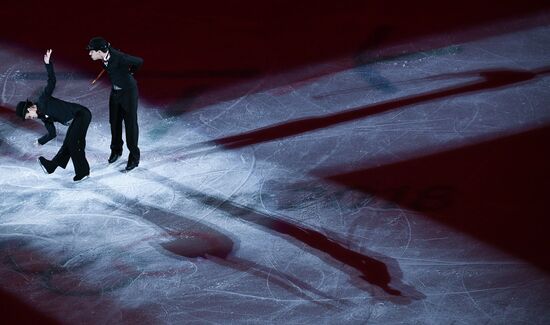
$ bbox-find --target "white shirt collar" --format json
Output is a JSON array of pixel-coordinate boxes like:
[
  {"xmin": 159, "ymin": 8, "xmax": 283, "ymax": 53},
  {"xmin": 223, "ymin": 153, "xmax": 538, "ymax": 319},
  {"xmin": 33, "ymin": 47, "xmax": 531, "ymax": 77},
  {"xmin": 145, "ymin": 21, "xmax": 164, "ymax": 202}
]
[{"xmin": 104, "ymin": 51, "xmax": 111, "ymax": 64}]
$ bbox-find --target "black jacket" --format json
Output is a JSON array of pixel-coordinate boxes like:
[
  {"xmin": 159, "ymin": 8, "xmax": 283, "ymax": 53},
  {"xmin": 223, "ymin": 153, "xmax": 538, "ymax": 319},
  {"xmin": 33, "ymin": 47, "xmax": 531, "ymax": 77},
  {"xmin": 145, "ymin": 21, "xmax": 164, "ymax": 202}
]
[
  {"xmin": 36, "ymin": 63, "xmax": 87, "ymax": 144},
  {"xmin": 102, "ymin": 48, "xmax": 143, "ymax": 89}
]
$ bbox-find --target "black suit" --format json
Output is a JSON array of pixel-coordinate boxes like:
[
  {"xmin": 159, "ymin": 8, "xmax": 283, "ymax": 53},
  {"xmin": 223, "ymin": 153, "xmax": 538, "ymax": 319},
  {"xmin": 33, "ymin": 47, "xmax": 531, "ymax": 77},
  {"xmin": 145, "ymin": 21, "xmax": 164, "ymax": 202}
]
[
  {"xmin": 102, "ymin": 48, "xmax": 143, "ymax": 163},
  {"xmin": 37, "ymin": 63, "xmax": 92, "ymax": 177}
]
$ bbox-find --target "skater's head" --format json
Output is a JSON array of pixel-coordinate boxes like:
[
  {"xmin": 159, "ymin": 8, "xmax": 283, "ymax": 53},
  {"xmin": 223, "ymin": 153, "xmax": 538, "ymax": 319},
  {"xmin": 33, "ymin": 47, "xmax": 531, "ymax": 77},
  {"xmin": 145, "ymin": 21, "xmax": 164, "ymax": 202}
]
[
  {"xmin": 87, "ymin": 36, "xmax": 110, "ymax": 60},
  {"xmin": 15, "ymin": 100, "xmax": 38, "ymax": 120}
]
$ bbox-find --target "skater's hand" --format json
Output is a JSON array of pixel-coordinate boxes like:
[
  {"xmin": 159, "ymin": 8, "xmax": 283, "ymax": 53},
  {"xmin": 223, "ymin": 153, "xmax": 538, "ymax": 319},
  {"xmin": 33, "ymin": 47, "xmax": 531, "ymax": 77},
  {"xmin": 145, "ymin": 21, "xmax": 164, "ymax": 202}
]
[{"xmin": 44, "ymin": 49, "xmax": 53, "ymax": 64}]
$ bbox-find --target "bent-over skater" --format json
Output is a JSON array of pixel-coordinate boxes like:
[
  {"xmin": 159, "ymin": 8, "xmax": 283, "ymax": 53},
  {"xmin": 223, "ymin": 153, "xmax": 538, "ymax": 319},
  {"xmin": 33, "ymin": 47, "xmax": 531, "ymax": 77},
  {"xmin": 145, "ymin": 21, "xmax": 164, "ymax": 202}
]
[
  {"xmin": 87, "ymin": 37, "xmax": 143, "ymax": 171},
  {"xmin": 16, "ymin": 49, "xmax": 92, "ymax": 182}
]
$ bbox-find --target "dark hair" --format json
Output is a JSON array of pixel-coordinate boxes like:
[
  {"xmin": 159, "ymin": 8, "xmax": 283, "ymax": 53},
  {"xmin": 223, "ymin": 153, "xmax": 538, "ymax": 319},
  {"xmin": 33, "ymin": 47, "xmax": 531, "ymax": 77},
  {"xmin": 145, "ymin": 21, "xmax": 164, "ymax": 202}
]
[
  {"xmin": 86, "ymin": 37, "xmax": 110, "ymax": 52},
  {"xmin": 15, "ymin": 100, "xmax": 33, "ymax": 120}
]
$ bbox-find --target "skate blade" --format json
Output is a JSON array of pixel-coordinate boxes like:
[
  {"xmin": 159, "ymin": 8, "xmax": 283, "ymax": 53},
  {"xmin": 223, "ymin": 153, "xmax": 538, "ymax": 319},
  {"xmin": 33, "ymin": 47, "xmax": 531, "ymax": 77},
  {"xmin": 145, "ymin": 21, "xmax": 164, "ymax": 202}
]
[
  {"xmin": 73, "ymin": 175, "xmax": 90, "ymax": 182},
  {"xmin": 37, "ymin": 158, "xmax": 49, "ymax": 174}
]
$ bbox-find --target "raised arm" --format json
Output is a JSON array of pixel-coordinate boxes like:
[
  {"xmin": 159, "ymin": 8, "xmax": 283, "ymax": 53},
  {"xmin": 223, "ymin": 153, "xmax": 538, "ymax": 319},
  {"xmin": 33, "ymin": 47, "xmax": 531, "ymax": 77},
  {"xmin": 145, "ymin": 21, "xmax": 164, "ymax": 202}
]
[{"xmin": 41, "ymin": 49, "xmax": 56, "ymax": 98}]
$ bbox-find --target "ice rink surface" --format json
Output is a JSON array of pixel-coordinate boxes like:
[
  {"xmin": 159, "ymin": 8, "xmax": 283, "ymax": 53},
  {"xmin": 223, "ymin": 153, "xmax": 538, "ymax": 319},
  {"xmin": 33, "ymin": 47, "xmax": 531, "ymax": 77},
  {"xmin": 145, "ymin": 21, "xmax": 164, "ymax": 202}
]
[{"xmin": 1, "ymin": 9, "xmax": 550, "ymax": 325}]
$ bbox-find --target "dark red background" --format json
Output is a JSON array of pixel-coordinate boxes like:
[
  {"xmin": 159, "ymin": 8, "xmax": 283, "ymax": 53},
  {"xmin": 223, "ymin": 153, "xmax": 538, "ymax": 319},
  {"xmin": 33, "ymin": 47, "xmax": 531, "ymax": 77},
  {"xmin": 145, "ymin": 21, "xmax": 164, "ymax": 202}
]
[{"xmin": 1, "ymin": 1, "xmax": 548, "ymax": 105}]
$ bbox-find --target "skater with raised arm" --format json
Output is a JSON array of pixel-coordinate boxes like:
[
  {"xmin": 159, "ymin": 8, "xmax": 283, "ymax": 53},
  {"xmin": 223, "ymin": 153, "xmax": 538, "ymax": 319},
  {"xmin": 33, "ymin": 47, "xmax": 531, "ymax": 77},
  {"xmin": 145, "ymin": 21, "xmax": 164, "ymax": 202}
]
[{"xmin": 16, "ymin": 49, "xmax": 92, "ymax": 182}]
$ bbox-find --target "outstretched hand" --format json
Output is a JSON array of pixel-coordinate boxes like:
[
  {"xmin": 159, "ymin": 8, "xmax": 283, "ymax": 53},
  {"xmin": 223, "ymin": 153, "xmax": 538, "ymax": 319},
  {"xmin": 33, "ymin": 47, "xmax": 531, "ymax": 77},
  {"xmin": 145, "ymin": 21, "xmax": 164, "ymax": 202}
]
[{"xmin": 44, "ymin": 49, "xmax": 53, "ymax": 64}]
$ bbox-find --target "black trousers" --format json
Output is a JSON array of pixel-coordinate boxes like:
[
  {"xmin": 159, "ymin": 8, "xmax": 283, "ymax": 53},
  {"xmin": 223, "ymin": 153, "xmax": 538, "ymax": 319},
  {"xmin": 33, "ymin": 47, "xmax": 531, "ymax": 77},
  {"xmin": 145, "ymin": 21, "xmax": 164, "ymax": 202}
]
[
  {"xmin": 109, "ymin": 86, "xmax": 140, "ymax": 162},
  {"xmin": 52, "ymin": 106, "xmax": 91, "ymax": 176}
]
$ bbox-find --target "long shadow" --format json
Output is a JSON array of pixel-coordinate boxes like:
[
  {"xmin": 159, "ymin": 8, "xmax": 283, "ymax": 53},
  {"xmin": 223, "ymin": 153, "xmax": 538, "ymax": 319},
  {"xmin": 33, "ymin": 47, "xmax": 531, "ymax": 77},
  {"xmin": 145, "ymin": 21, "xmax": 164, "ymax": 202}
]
[
  {"xmin": 316, "ymin": 125, "xmax": 550, "ymax": 271},
  {"xmin": 92, "ymin": 184, "xmax": 338, "ymax": 307},
  {"xmin": 136, "ymin": 171, "xmax": 424, "ymax": 302},
  {"xmin": 0, "ymin": 175, "xmax": 338, "ymax": 313},
  {"xmin": 90, "ymin": 66, "xmax": 550, "ymax": 170},
  {"xmin": 196, "ymin": 67, "xmax": 550, "ymax": 150}
]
